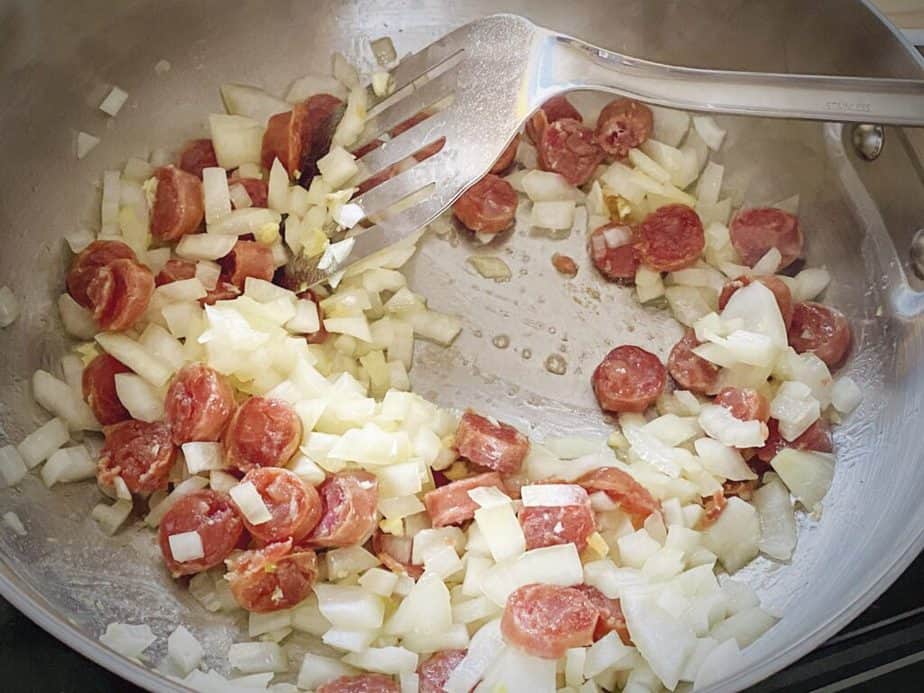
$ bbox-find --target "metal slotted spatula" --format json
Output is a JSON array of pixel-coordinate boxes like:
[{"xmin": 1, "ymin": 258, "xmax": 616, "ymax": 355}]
[{"xmin": 287, "ymin": 13, "xmax": 924, "ymax": 287}]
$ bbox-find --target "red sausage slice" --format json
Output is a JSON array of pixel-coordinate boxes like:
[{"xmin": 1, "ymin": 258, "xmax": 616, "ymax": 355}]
[
  {"xmin": 588, "ymin": 223, "xmax": 639, "ymax": 283},
  {"xmin": 151, "ymin": 165, "xmax": 205, "ymax": 242},
  {"xmin": 201, "ymin": 282, "xmax": 241, "ymax": 306},
  {"xmin": 155, "ymin": 258, "xmax": 197, "ymax": 287},
  {"xmin": 261, "ymin": 94, "xmax": 345, "ymax": 179},
  {"xmin": 218, "ymin": 240, "xmax": 274, "ymax": 291},
  {"xmin": 667, "ymin": 329, "xmax": 721, "ymax": 396},
  {"xmin": 525, "ymin": 95, "xmax": 583, "ymax": 145},
  {"xmin": 418, "ymin": 649, "xmax": 467, "ymax": 693},
  {"xmin": 178, "ymin": 139, "xmax": 219, "ymax": 179},
  {"xmin": 452, "ymin": 174, "xmax": 518, "ymax": 234},
  {"xmin": 223, "ymin": 397, "xmax": 302, "ymax": 473},
  {"xmin": 236, "ymin": 467, "xmax": 322, "ymax": 543},
  {"xmin": 307, "ymin": 470, "xmax": 379, "ymax": 548},
  {"xmin": 788, "ymin": 302, "xmax": 851, "ymax": 368},
  {"xmin": 714, "ymin": 387, "xmax": 770, "ymax": 422},
  {"xmin": 229, "ymin": 178, "xmax": 269, "ymax": 208},
  {"xmin": 164, "ymin": 363, "xmax": 236, "ymax": 445},
  {"xmin": 490, "ymin": 134, "xmax": 520, "ymax": 175},
  {"xmin": 595, "ymin": 98, "xmax": 654, "ymax": 159},
  {"xmin": 729, "ymin": 207, "xmax": 803, "ymax": 270},
  {"xmin": 576, "ymin": 467, "xmax": 660, "ymax": 520},
  {"xmin": 519, "ymin": 486, "xmax": 595, "ymax": 551},
  {"xmin": 423, "ymin": 471, "xmax": 506, "ymax": 527},
  {"xmin": 82, "ymin": 354, "xmax": 132, "ymax": 426},
  {"xmin": 501, "ymin": 583, "xmax": 598, "ymax": 659},
  {"xmin": 455, "ymin": 411, "xmax": 530, "ymax": 475},
  {"xmin": 85, "ymin": 258, "xmax": 155, "ymax": 331},
  {"xmin": 371, "ymin": 531, "xmax": 423, "ymax": 578},
  {"xmin": 573, "ymin": 584, "xmax": 631, "ymax": 644},
  {"xmin": 158, "ymin": 489, "xmax": 244, "ymax": 577},
  {"xmin": 592, "ymin": 345, "xmax": 666, "ymax": 414},
  {"xmin": 226, "ymin": 539, "xmax": 319, "ymax": 613},
  {"xmin": 755, "ymin": 418, "xmax": 833, "ymax": 464},
  {"xmin": 316, "ymin": 674, "xmax": 399, "ymax": 693},
  {"xmin": 66, "ymin": 240, "xmax": 137, "ymax": 309},
  {"xmin": 637, "ymin": 204, "xmax": 705, "ymax": 272},
  {"xmin": 537, "ymin": 118, "xmax": 604, "ymax": 187},
  {"xmin": 98, "ymin": 419, "xmax": 177, "ymax": 494},
  {"xmin": 718, "ymin": 275, "xmax": 794, "ymax": 329}
]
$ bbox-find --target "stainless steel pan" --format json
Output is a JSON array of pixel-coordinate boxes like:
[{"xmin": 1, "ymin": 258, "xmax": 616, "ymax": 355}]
[{"xmin": 1, "ymin": 1, "xmax": 923, "ymax": 690}]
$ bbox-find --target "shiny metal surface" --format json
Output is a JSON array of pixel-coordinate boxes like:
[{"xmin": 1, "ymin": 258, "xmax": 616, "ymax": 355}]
[
  {"xmin": 0, "ymin": 1, "xmax": 923, "ymax": 692},
  {"xmin": 852, "ymin": 123, "xmax": 886, "ymax": 161}
]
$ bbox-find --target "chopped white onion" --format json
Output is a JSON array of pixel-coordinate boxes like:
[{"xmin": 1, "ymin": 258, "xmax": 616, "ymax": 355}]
[
  {"xmin": 770, "ymin": 381, "xmax": 820, "ymax": 442},
  {"xmin": 229, "ymin": 481, "xmax": 273, "ymax": 525},
  {"xmin": 209, "ymin": 114, "xmax": 263, "ymax": 169},
  {"xmin": 621, "ymin": 589, "xmax": 697, "ymax": 691},
  {"xmin": 168, "ymin": 531, "xmax": 205, "ymax": 563},
  {"xmin": 702, "ymin": 497, "xmax": 760, "ymax": 573},
  {"xmin": 480, "ymin": 544, "xmax": 583, "ymax": 606},
  {"xmin": 114, "ymin": 373, "xmax": 164, "ymax": 423},
  {"xmin": 229, "ymin": 182, "xmax": 253, "ymax": 210},
  {"xmin": 76, "ymin": 132, "xmax": 100, "ymax": 159},
  {"xmin": 695, "ymin": 162, "xmax": 724, "ymax": 205},
  {"xmin": 665, "ymin": 286, "xmax": 712, "ymax": 327},
  {"xmin": 530, "ymin": 200, "xmax": 575, "ymax": 230},
  {"xmin": 332, "ymin": 52, "xmax": 360, "ymax": 88},
  {"xmin": 326, "ymin": 546, "xmax": 380, "ymax": 580},
  {"xmin": 770, "ymin": 448, "xmax": 834, "ymax": 512},
  {"xmin": 710, "ymin": 606, "xmax": 778, "ymax": 648},
  {"xmin": 750, "ymin": 247, "xmax": 782, "ymax": 276},
  {"xmin": 521, "ymin": 170, "xmax": 578, "ymax": 201},
  {"xmin": 219, "ymin": 83, "xmax": 289, "ymax": 125},
  {"xmin": 0, "ymin": 286, "xmax": 20, "ymax": 327},
  {"xmin": 474, "ymin": 503, "xmax": 525, "ymax": 562},
  {"xmin": 649, "ymin": 107, "xmax": 691, "ymax": 147},
  {"xmin": 99, "ymin": 623, "xmax": 156, "ymax": 659},
  {"xmin": 297, "ymin": 653, "xmax": 358, "ymax": 691},
  {"xmin": 318, "ymin": 146, "xmax": 359, "ymax": 188},
  {"xmin": 145, "ymin": 476, "xmax": 209, "ymax": 527},
  {"xmin": 753, "ymin": 477, "xmax": 796, "ymax": 560},
  {"xmin": 831, "ymin": 376, "xmax": 862, "ymax": 414},
  {"xmin": 444, "ymin": 619, "xmax": 504, "ymax": 693},
  {"xmin": 315, "ymin": 583, "xmax": 385, "ymax": 631},
  {"xmin": 202, "ymin": 166, "xmax": 232, "ymax": 225},
  {"xmin": 33, "ymin": 370, "xmax": 100, "ymax": 431},
  {"xmin": 17, "ymin": 417, "xmax": 69, "ymax": 469},
  {"xmin": 358, "ymin": 567, "xmax": 400, "ymax": 597},
  {"xmin": 385, "ymin": 573, "xmax": 452, "ymax": 637},
  {"xmin": 182, "ymin": 442, "xmax": 225, "ymax": 474},
  {"xmin": 693, "ymin": 116, "xmax": 726, "ymax": 151},
  {"xmin": 793, "ymin": 267, "xmax": 831, "ymax": 302},
  {"xmin": 167, "ymin": 625, "xmax": 205, "ymax": 678},
  {"xmin": 583, "ymin": 632, "xmax": 636, "ymax": 678},
  {"xmin": 343, "ymin": 646, "xmax": 418, "ymax": 675},
  {"xmin": 0, "ymin": 446, "xmax": 27, "ymax": 488},
  {"xmin": 207, "ymin": 207, "xmax": 281, "ymax": 237},
  {"xmin": 175, "ymin": 233, "xmax": 239, "ymax": 261},
  {"xmin": 95, "ymin": 333, "xmax": 172, "ymax": 387},
  {"xmin": 2, "ymin": 511, "xmax": 26, "ymax": 536},
  {"xmin": 228, "ymin": 642, "xmax": 288, "ymax": 674},
  {"xmin": 99, "ymin": 86, "xmax": 129, "ymax": 116},
  {"xmin": 693, "ymin": 438, "xmax": 757, "ymax": 481},
  {"xmin": 697, "ymin": 404, "xmax": 767, "ymax": 449}
]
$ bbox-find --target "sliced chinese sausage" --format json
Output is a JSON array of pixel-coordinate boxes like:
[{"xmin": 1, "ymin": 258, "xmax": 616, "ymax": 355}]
[
  {"xmin": 729, "ymin": 207, "xmax": 803, "ymax": 270},
  {"xmin": 592, "ymin": 345, "xmax": 666, "ymax": 414},
  {"xmin": 85, "ymin": 258, "xmax": 155, "ymax": 331},
  {"xmin": 518, "ymin": 485, "xmax": 595, "ymax": 551},
  {"xmin": 451, "ymin": 174, "xmax": 518, "ymax": 234},
  {"xmin": 423, "ymin": 471, "xmax": 506, "ymax": 527},
  {"xmin": 573, "ymin": 584, "xmax": 631, "ymax": 644},
  {"xmin": 235, "ymin": 467, "xmax": 322, "ymax": 543},
  {"xmin": 637, "ymin": 204, "xmax": 705, "ymax": 272},
  {"xmin": 223, "ymin": 397, "xmax": 302, "ymax": 473},
  {"xmin": 576, "ymin": 467, "xmax": 660, "ymax": 520},
  {"xmin": 98, "ymin": 420, "xmax": 177, "ymax": 494},
  {"xmin": 150, "ymin": 165, "xmax": 205, "ymax": 242},
  {"xmin": 755, "ymin": 418, "xmax": 833, "ymax": 464},
  {"xmin": 455, "ymin": 411, "xmax": 530, "ymax": 475},
  {"xmin": 418, "ymin": 649, "xmax": 467, "ymax": 693},
  {"xmin": 261, "ymin": 93, "xmax": 344, "ymax": 179},
  {"xmin": 82, "ymin": 354, "xmax": 132, "ymax": 426},
  {"xmin": 490, "ymin": 134, "xmax": 520, "ymax": 175},
  {"xmin": 178, "ymin": 138, "xmax": 219, "ymax": 178},
  {"xmin": 307, "ymin": 470, "xmax": 379, "ymax": 548},
  {"xmin": 668, "ymin": 329, "xmax": 720, "ymax": 396},
  {"xmin": 230, "ymin": 178, "xmax": 269, "ymax": 208},
  {"xmin": 718, "ymin": 275, "xmax": 794, "ymax": 329},
  {"xmin": 525, "ymin": 95, "xmax": 583, "ymax": 145},
  {"xmin": 501, "ymin": 583, "xmax": 598, "ymax": 659},
  {"xmin": 714, "ymin": 387, "xmax": 770, "ymax": 422},
  {"xmin": 788, "ymin": 301, "xmax": 851, "ymax": 368},
  {"xmin": 316, "ymin": 674, "xmax": 400, "ymax": 693},
  {"xmin": 66, "ymin": 240, "xmax": 136, "ymax": 308},
  {"xmin": 701, "ymin": 489, "xmax": 727, "ymax": 528},
  {"xmin": 164, "ymin": 363, "xmax": 236, "ymax": 445},
  {"xmin": 158, "ymin": 489, "xmax": 243, "ymax": 577},
  {"xmin": 201, "ymin": 282, "xmax": 241, "ymax": 306},
  {"xmin": 537, "ymin": 118, "xmax": 605, "ymax": 187},
  {"xmin": 371, "ymin": 531, "xmax": 422, "ymax": 578},
  {"xmin": 226, "ymin": 539, "xmax": 318, "ymax": 613},
  {"xmin": 155, "ymin": 258, "xmax": 196, "ymax": 286},
  {"xmin": 589, "ymin": 223, "xmax": 639, "ymax": 283},
  {"xmin": 723, "ymin": 478, "xmax": 759, "ymax": 501},
  {"xmin": 594, "ymin": 97, "xmax": 654, "ymax": 159},
  {"xmin": 218, "ymin": 240, "xmax": 274, "ymax": 291}
]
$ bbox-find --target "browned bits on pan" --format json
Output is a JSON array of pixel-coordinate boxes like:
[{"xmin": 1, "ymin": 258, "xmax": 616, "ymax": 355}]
[{"xmin": 552, "ymin": 253, "xmax": 578, "ymax": 277}]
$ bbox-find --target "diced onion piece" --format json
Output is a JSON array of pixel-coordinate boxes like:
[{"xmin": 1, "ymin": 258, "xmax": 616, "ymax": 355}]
[
  {"xmin": 695, "ymin": 161, "xmax": 724, "ymax": 205},
  {"xmin": 424, "ymin": 544, "xmax": 465, "ymax": 579},
  {"xmin": 643, "ymin": 414, "xmax": 701, "ymax": 447},
  {"xmin": 697, "ymin": 404, "xmax": 767, "ymax": 449},
  {"xmin": 702, "ymin": 497, "xmax": 760, "ymax": 573},
  {"xmin": 637, "ymin": 265, "xmax": 665, "ymax": 303},
  {"xmin": 770, "ymin": 381, "xmax": 820, "ymax": 441},
  {"xmin": 65, "ymin": 227, "xmax": 96, "ymax": 253},
  {"xmin": 318, "ymin": 146, "xmax": 358, "ymax": 188},
  {"xmin": 267, "ymin": 158, "xmax": 289, "ymax": 211},
  {"xmin": 202, "ymin": 166, "xmax": 232, "ymax": 225},
  {"xmin": 385, "ymin": 572, "xmax": 452, "ymax": 636},
  {"xmin": 208, "ymin": 207, "xmax": 281, "ymax": 236},
  {"xmin": 99, "ymin": 86, "xmax": 129, "ymax": 116},
  {"xmin": 287, "ymin": 454, "xmax": 326, "ymax": 485},
  {"xmin": 208, "ymin": 114, "xmax": 263, "ymax": 169},
  {"xmin": 0, "ymin": 286, "xmax": 20, "ymax": 327},
  {"xmin": 405, "ymin": 309, "xmax": 461, "ymax": 346},
  {"xmin": 297, "ymin": 653, "xmax": 358, "ymax": 691},
  {"xmin": 474, "ymin": 503, "xmax": 525, "ymax": 562},
  {"xmin": 228, "ymin": 182, "xmax": 252, "ymax": 209},
  {"xmin": 371, "ymin": 71, "xmax": 394, "ymax": 97},
  {"xmin": 478, "ymin": 646, "xmax": 557, "ymax": 693},
  {"xmin": 76, "ymin": 132, "xmax": 100, "ymax": 159},
  {"xmin": 750, "ymin": 247, "xmax": 782, "ymax": 276},
  {"xmin": 793, "ymin": 267, "xmax": 831, "ymax": 302},
  {"xmin": 530, "ymin": 200, "xmax": 575, "ymax": 230},
  {"xmin": 358, "ymin": 567, "xmax": 399, "ymax": 597},
  {"xmin": 0, "ymin": 446, "xmax": 28, "ymax": 488},
  {"xmin": 710, "ymin": 606, "xmax": 778, "ymax": 648},
  {"xmin": 114, "ymin": 373, "xmax": 164, "ymax": 423},
  {"xmin": 371, "ymin": 36, "xmax": 397, "ymax": 66},
  {"xmin": 219, "ymin": 83, "xmax": 290, "ymax": 125},
  {"xmin": 620, "ymin": 413, "xmax": 683, "ymax": 477},
  {"xmin": 770, "ymin": 448, "xmax": 834, "ymax": 512},
  {"xmin": 444, "ymin": 619, "xmax": 504, "ymax": 693},
  {"xmin": 412, "ymin": 527, "xmax": 466, "ymax": 564},
  {"xmin": 332, "ymin": 52, "xmax": 360, "ymax": 88},
  {"xmin": 209, "ymin": 470, "xmax": 238, "ymax": 493},
  {"xmin": 175, "ymin": 234, "xmax": 239, "ymax": 261},
  {"xmin": 343, "ymin": 646, "xmax": 418, "ymax": 675},
  {"xmin": 155, "ymin": 277, "xmax": 207, "ymax": 304},
  {"xmin": 145, "ymin": 476, "xmax": 209, "ymax": 527},
  {"xmin": 228, "ymin": 642, "xmax": 288, "ymax": 674},
  {"xmin": 628, "ymin": 147, "xmax": 672, "ymax": 183},
  {"xmin": 831, "ymin": 376, "xmax": 862, "ymax": 414},
  {"xmin": 182, "ymin": 442, "xmax": 225, "ymax": 474},
  {"xmin": 467, "ymin": 256, "xmax": 511, "ymax": 281},
  {"xmin": 665, "ymin": 286, "xmax": 712, "ymax": 327},
  {"xmin": 315, "ymin": 584, "xmax": 385, "ymax": 631},
  {"xmin": 617, "ymin": 529, "xmax": 662, "ymax": 569},
  {"xmin": 522, "ymin": 170, "xmax": 577, "ymax": 202},
  {"xmin": 649, "ymin": 107, "xmax": 691, "ymax": 147},
  {"xmin": 621, "ymin": 589, "xmax": 697, "ymax": 691},
  {"xmin": 480, "ymin": 544, "xmax": 583, "ymax": 607},
  {"xmin": 33, "ymin": 370, "xmax": 100, "ymax": 431},
  {"xmin": 168, "ymin": 530, "xmax": 205, "ymax": 562},
  {"xmin": 583, "ymin": 631, "xmax": 636, "ymax": 678},
  {"xmin": 692, "ymin": 638, "xmax": 742, "ymax": 690},
  {"xmin": 2, "ymin": 511, "xmax": 26, "ymax": 536},
  {"xmin": 195, "ymin": 260, "xmax": 221, "ymax": 291},
  {"xmin": 693, "ymin": 116, "xmax": 726, "ymax": 151},
  {"xmin": 753, "ymin": 477, "xmax": 796, "ymax": 560},
  {"xmin": 694, "ymin": 438, "xmax": 757, "ymax": 481},
  {"xmin": 325, "ymin": 546, "xmax": 380, "ymax": 580},
  {"xmin": 96, "ymin": 333, "xmax": 172, "ymax": 387},
  {"xmin": 229, "ymin": 481, "xmax": 272, "ymax": 525},
  {"xmin": 379, "ymin": 494, "xmax": 425, "ymax": 520},
  {"xmin": 167, "ymin": 625, "xmax": 204, "ymax": 678},
  {"xmin": 99, "ymin": 623, "xmax": 156, "ymax": 659},
  {"xmin": 333, "ymin": 86, "xmax": 367, "ymax": 149},
  {"xmin": 17, "ymin": 418, "xmax": 69, "ymax": 469},
  {"xmin": 323, "ymin": 628, "xmax": 376, "ymax": 653},
  {"xmin": 720, "ymin": 280, "xmax": 787, "ymax": 348}
]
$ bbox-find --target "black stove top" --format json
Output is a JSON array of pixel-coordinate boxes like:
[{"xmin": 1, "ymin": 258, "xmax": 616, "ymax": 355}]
[{"xmin": 1, "ymin": 553, "xmax": 922, "ymax": 692}]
